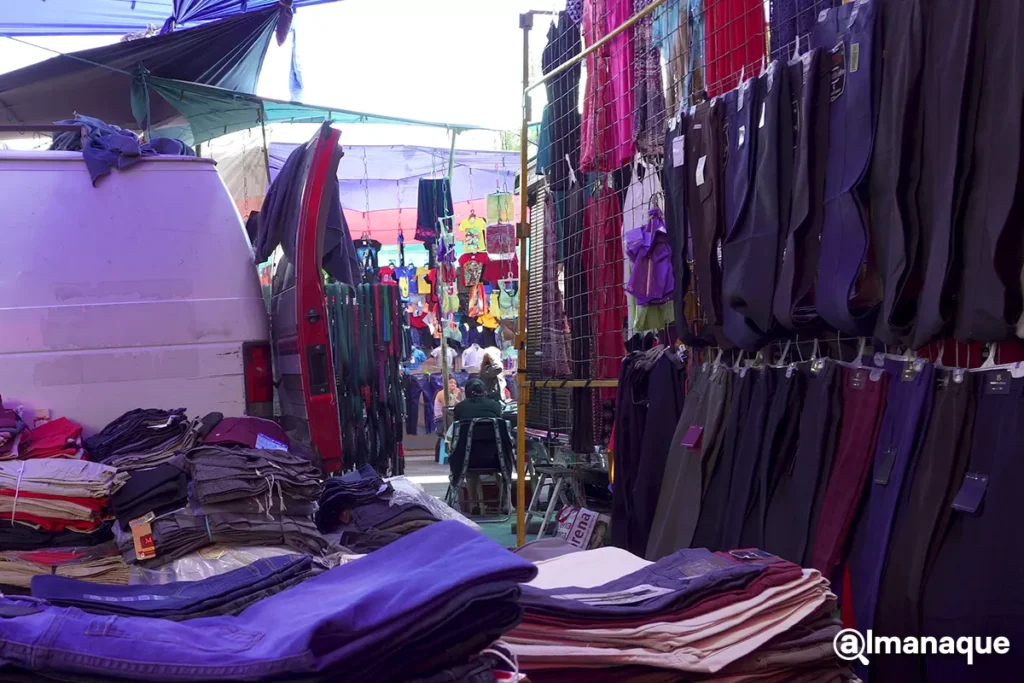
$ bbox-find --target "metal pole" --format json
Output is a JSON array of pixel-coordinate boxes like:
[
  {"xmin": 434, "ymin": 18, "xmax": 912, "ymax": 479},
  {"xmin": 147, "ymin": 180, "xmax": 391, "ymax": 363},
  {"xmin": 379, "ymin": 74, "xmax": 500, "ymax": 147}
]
[
  {"xmin": 515, "ymin": 12, "xmax": 533, "ymax": 548},
  {"xmin": 439, "ymin": 128, "xmax": 458, "ymax": 433},
  {"xmin": 259, "ymin": 104, "xmax": 272, "ymax": 184}
]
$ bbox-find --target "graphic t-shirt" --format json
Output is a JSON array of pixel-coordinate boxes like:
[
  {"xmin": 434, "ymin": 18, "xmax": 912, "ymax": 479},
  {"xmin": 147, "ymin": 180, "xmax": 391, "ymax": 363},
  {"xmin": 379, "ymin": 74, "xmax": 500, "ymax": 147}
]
[
  {"xmin": 395, "ymin": 265, "xmax": 416, "ymax": 297},
  {"xmin": 459, "ymin": 216, "xmax": 487, "ymax": 253},
  {"xmin": 416, "ymin": 267, "xmax": 432, "ymax": 295},
  {"xmin": 459, "ymin": 253, "xmax": 490, "ymax": 288},
  {"xmin": 378, "ymin": 266, "xmax": 397, "ymax": 286},
  {"xmin": 483, "ymin": 255, "xmax": 518, "ymax": 284}
]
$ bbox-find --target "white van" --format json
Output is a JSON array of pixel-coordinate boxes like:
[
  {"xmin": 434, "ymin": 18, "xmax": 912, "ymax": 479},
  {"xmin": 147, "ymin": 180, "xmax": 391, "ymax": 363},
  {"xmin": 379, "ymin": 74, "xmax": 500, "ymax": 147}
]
[{"xmin": 0, "ymin": 150, "xmax": 273, "ymax": 434}]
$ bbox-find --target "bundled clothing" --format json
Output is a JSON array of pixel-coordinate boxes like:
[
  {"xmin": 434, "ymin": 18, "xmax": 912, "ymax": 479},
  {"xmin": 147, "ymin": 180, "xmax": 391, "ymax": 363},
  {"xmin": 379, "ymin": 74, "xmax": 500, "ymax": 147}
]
[
  {"xmin": 84, "ymin": 408, "xmax": 200, "ymax": 471},
  {"xmin": 0, "ymin": 544, "xmax": 129, "ymax": 589},
  {"xmin": 16, "ymin": 418, "xmax": 84, "ymax": 460}
]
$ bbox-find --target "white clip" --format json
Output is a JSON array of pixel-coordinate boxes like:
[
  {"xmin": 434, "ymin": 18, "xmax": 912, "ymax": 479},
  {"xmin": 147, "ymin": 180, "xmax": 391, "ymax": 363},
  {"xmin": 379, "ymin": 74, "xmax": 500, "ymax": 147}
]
[
  {"xmin": 565, "ymin": 155, "xmax": 578, "ymax": 186},
  {"xmin": 733, "ymin": 350, "xmax": 745, "ymax": 370},
  {"xmin": 981, "ymin": 342, "xmax": 997, "ymax": 369},
  {"xmin": 792, "ymin": 34, "xmax": 801, "ymax": 61},
  {"xmin": 854, "ymin": 337, "xmax": 866, "ymax": 368},
  {"xmin": 935, "ymin": 339, "xmax": 946, "ymax": 369}
]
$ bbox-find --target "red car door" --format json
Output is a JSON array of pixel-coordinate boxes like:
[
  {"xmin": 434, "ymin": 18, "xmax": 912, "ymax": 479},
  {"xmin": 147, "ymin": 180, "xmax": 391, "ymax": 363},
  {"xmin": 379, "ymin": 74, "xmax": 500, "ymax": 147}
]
[{"xmin": 269, "ymin": 123, "xmax": 344, "ymax": 472}]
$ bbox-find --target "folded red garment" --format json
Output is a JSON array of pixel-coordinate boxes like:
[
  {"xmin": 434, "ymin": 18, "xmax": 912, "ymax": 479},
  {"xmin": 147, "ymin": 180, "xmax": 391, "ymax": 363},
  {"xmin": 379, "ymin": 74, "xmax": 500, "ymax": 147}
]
[
  {"xmin": 0, "ymin": 488, "xmax": 106, "ymax": 513},
  {"xmin": 0, "ymin": 511, "xmax": 103, "ymax": 533},
  {"xmin": 18, "ymin": 417, "xmax": 82, "ymax": 459}
]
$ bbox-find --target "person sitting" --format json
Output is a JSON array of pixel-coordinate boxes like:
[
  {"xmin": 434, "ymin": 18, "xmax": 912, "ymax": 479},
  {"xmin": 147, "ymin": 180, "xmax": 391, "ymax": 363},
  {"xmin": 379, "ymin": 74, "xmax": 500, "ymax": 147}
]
[
  {"xmin": 454, "ymin": 379, "xmax": 503, "ymax": 422},
  {"xmin": 478, "ymin": 352, "xmax": 503, "ymax": 400},
  {"xmin": 433, "ymin": 377, "xmax": 463, "ymax": 428}
]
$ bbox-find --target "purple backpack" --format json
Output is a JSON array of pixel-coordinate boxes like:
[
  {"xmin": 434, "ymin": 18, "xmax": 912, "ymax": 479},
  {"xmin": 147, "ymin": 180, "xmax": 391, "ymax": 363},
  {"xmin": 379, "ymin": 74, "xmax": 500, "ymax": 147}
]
[{"xmin": 624, "ymin": 207, "xmax": 674, "ymax": 306}]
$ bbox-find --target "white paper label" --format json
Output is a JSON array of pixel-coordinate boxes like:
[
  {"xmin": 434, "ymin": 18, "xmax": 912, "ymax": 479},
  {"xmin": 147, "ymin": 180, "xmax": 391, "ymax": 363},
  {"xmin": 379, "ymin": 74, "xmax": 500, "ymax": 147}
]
[
  {"xmin": 255, "ymin": 433, "xmax": 288, "ymax": 451},
  {"xmin": 672, "ymin": 135, "xmax": 685, "ymax": 168},
  {"xmin": 696, "ymin": 155, "xmax": 707, "ymax": 186},
  {"xmin": 738, "ymin": 125, "xmax": 746, "ymax": 148},
  {"xmin": 759, "ymin": 103, "xmax": 766, "ymax": 129},
  {"xmin": 550, "ymin": 584, "xmax": 677, "ymax": 606}
]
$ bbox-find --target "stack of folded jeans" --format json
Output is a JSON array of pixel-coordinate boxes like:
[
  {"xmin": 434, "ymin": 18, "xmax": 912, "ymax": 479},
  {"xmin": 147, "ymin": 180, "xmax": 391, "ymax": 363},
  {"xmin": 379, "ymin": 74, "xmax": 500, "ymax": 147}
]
[
  {"xmin": 112, "ymin": 504, "xmax": 327, "ymax": 568},
  {"xmin": 316, "ymin": 464, "xmax": 441, "ymax": 552},
  {"xmin": 0, "ymin": 460, "xmax": 127, "ymax": 541},
  {"xmin": 32, "ymin": 554, "xmax": 317, "ymax": 620},
  {"xmin": 0, "ymin": 543, "xmax": 129, "ymax": 588},
  {"xmin": 110, "ymin": 463, "xmax": 188, "ymax": 529},
  {"xmin": 0, "ymin": 399, "xmax": 26, "ymax": 459},
  {"xmin": 17, "ymin": 417, "xmax": 84, "ymax": 459},
  {"xmin": 506, "ymin": 546, "xmax": 852, "ymax": 681},
  {"xmin": 84, "ymin": 408, "xmax": 200, "ymax": 471},
  {"xmin": 108, "ymin": 445, "xmax": 326, "ymax": 568},
  {"xmin": 0, "ymin": 521, "xmax": 537, "ymax": 682},
  {"xmin": 0, "ymin": 523, "xmax": 113, "ymax": 551}
]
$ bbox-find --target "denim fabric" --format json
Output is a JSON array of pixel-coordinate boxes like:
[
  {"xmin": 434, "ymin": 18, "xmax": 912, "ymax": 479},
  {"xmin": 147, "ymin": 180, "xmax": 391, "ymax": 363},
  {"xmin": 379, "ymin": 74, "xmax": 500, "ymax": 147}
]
[
  {"xmin": 0, "ymin": 521, "xmax": 537, "ymax": 682},
  {"xmin": 83, "ymin": 408, "xmax": 199, "ymax": 471},
  {"xmin": 315, "ymin": 464, "xmax": 389, "ymax": 532},
  {"xmin": 406, "ymin": 374, "xmax": 443, "ymax": 435},
  {"xmin": 32, "ymin": 555, "xmax": 313, "ymax": 621},
  {"xmin": 520, "ymin": 547, "xmax": 765, "ymax": 621}
]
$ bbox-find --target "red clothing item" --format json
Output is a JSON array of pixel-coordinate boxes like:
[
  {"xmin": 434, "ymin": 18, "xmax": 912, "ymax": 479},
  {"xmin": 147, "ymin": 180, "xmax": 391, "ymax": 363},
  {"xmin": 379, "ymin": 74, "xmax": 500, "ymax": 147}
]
[
  {"xmin": 378, "ymin": 266, "xmax": 397, "ymax": 286},
  {"xmin": 18, "ymin": 417, "xmax": 82, "ymax": 459},
  {"xmin": 581, "ymin": 0, "xmax": 618, "ymax": 173},
  {"xmin": 483, "ymin": 255, "xmax": 519, "ymax": 284},
  {"xmin": 607, "ymin": 0, "xmax": 635, "ymax": 167},
  {"xmin": 705, "ymin": 0, "xmax": 766, "ymax": 97},
  {"xmin": 458, "ymin": 253, "xmax": 490, "ymax": 287},
  {"xmin": 584, "ymin": 186, "xmax": 626, "ymax": 394}
]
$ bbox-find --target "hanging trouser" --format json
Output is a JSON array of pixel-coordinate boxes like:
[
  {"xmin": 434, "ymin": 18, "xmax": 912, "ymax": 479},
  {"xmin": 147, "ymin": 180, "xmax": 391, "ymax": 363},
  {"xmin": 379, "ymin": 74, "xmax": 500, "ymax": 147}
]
[
  {"xmin": 719, "ymin": 368, "xmax": 777, "ymax": 551},
  {"xmin": 685, "ymin": 102, "xmax": 728, "ymax": 346},
  {"xmin": 809, "ymin": 365, "xmax": 889, "ymax": 575},
  {"xmin": 725, "ymin": 61, "xmax": 792, "ymax": 339},
  {"xmin": 646, "ymin": 365, "xmax": 731, "ymax": 560},
  {"xmin": 873, "ymin": 371, "xmax": 975, "ymax": 683},
  {"xmin": 629, "ymin": 348, "xmax": 688, "ymax": 558},
  {"xmin": 721, "ymin": 81, "xmax": 768, "ymax": 351},
  {"xmin": 692, "ymin": 367, "xmax": 756, "ymax": 552},
  {"xmin": 610, "ymin": 353, "xmax": 643, "ymax": 553},
  {"xmin": 742, "ymin": 365, "xmax": 805, "ymax": 550},
  {"xmin": 764, "ymin": 361, "xmax": 841, "ymax": 565},
  {"xmin": 775, "ymin": 48, "xmax": 831, "ymax": 335},
  {"xmin": 956, "ymin": 1, "xmax": 1024, "ymax": 342},
  {"xmin": 846, "ymin": 359, "xmax": 934, "ymax": 681},
  {"xmin": 405, "ymin": 375, "xmax": 424, "ymax": 436},
  {"xmin": 922, "ymin": 372, "xmax": 1024, "ymax": 682},
  {"xmin": 646, "ymin": 365, "xmax": 710, "ymax": 560},
  {"xmin": 899, "ymin": 0, "xmax": 978, "ymax": 347},
  {"xmin": 664, "ymin": 115, "xmax": 700, "ymax": 346},
  {"xmin": 869, "ymin": 0, "xmax": 925, "ymax": 344},
  {"xmin": 811, "ymin": 0, "xmax": 882, "ymax": 336}
]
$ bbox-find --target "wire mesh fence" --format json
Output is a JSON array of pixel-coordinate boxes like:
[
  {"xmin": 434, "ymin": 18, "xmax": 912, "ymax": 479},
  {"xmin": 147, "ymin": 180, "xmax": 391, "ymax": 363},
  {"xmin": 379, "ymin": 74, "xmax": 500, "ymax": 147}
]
[{"xmin": 521, "ymin": 0, "xmax": 843, "ymax": 450}]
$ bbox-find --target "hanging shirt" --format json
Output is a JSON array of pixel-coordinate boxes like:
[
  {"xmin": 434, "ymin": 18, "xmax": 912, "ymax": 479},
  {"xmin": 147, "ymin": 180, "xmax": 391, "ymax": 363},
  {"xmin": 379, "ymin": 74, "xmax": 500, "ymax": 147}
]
[
  {"xmin": 484, "ymin": 255, "xmax": 519, "ymax": 284},
  {"xmin": 353, "ymin": 238, "xmax": 382, "ymax": 280},
  {"xmin": 416, "ymin": 267, "xmax": 432, "ymax": 294},
  {"xmin": 462, "ymin": 344, "xmax": 485, "ymax": 369},
  {"xmin": 395, "ymin": 265, "xmax": 415, "ymax": 297},
  {"xmin": 459, "ymin": 253, "xmax": 490, "ymax": 288},
  {"xmin": 459, "ymin": 216, "xmax": 487, "ymax": 253},
  {"xmin": 378, "ymin": 266, "xmax": 397, "ymax": 286}
]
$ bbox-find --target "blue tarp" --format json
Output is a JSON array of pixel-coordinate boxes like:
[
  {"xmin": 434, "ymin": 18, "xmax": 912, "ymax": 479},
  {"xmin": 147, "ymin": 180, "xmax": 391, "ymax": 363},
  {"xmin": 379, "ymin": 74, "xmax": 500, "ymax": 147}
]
[
  {"xmin": 269, "ymin": 143, "xmax": 519, "ymax": 213},
  {"xmin": 0, "ymin": 9, "xmax": 277, "ymax": 132},
  {"xmin": 0, "ymin": 0, "xmax": 336, "ymax": 36}
]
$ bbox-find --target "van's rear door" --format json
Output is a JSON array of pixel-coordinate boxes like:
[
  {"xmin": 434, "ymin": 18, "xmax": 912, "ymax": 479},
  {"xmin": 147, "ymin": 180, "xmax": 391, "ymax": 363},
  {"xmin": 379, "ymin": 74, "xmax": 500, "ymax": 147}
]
[{"xmin": 270, "ymin": 123, "xmax": 344, "ymax": 473}]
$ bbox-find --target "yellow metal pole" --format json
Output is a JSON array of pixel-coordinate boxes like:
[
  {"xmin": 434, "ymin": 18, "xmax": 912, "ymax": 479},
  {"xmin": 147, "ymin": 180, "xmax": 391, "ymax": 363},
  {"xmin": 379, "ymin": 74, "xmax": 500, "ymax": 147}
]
[{"xmin": 516, "ymin": 12, "xmax": 532, "ymax": 548}]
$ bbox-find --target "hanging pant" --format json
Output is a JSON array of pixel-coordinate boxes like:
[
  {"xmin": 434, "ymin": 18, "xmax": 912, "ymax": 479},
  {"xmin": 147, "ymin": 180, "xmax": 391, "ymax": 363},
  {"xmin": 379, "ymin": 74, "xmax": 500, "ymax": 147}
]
[
  {"xmin": 719, "ymin": 368, "xmax": 777, "ymax": 550},
  {"xmin": 775, "ymin": 47, "xmax": 831, "ymax": 335},
  {"xmin": 809, "ymin": 365, "xmax": 889, "ymax": 574},
  {"xmin": 956, "ymin": 0, "xmax": 1024, "ymax": 342},
  {"xmin": 646, "ymin": 365, "xmax": 731, "ymax": 560},
  {"xmin": 692, "ymin": 367, "xmax": 755, "ymax": 552},
  {"xmin": 664, "ymin": 116, "xmax": 697, "ymax": 346},
  {"xmin": 742, "ymin": 366, "xmax": 805, "ymax": 550},
  {"xmin": 873, "ymin": 371, "xmax": 975, "ymax": 683},
  {"xmin": 922, "ymin": 372, "xmax": 1024, "ymax": 682},
  {"xmin": 870, "ymin": 0, "xmax": 924, "ymax": 344},
  {"xmin": 764, "ymin": 362, "xmax": 841, "ymax": 565},
  {"xmin": 405, "ymin": 374, "xmax": 442, "ymax": 436},
  {"xmin": 900, "ymin": 0, "xmax": 978, "ymax": 347},
  {"xmin": 721, "ymin": 82, "xmax": 768, "ymax": 350},
  {"xmin": 811, "ymin": 0, "xmax": 882, "ymax": 336},
  {"xmin": 846, "ymin": 360, "xmax": 934, "ymax": 681}
]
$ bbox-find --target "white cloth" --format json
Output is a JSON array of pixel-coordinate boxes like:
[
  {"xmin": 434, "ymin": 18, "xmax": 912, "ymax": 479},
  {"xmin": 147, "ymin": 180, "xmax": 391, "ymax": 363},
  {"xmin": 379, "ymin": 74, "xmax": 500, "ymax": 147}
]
[
  {"xmin": 527, "ymin": 546, "xmax": 652, "ymax": 590},
  {"xmin": 461, "ymin": 343, "xmax": 485, "ymax": 370}
]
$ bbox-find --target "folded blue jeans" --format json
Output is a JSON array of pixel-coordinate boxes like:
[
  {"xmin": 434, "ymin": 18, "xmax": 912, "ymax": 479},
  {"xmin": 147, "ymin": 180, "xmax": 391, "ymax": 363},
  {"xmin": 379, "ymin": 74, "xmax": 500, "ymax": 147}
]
[{"xmin": 0, "ymin": 521, "xmax": 537, "ymax": 682}]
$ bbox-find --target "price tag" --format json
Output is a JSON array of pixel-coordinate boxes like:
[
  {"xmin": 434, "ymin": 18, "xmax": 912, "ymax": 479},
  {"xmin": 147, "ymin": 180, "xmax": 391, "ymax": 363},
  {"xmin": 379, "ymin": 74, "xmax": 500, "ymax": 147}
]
[
  {"xmin": 672, "ymin": 135, "xmax": 685, "ymax": 168},
  {"xmin": 130, "ymin": 512, "xmax": 157, "ymax": 560},
  {"xmin": 759, "ymin": 103, "xmax": 766, "ymax": 129},
  {"xmin": 696, "ymin": 156, "xmax": 707, "ymax": 186}
]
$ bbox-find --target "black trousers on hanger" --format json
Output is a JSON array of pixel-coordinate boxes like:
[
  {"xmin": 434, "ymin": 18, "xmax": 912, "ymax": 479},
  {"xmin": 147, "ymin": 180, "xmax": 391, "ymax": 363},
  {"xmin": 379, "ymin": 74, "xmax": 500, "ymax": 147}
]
[
  {"xmin": 764, "ymin": 362, "xmax": 841, "ymax": 565},
  {"xmin": 870, "ymin": 0, "xmax": 925, "ymax": 345},
  {"xmin": 775, "ymin": 48, "xmax": 831, "ymax": 335},
  {"xmin": 955, "ymin": 0, "xmax": 1024, "ymax": 342},
  {"xmin": 903, "ymin": 0, "xmax": 978, "ymax": 348},
  {"xmin": 873, "ymin": 371, "xmax": 975, "ymax": 683},
  {"xmin": 692, "ymin": 367, "xmax": 756, "ymax": 551},
  {"xmin": 922, "ymin": 373, "xmax": 1024, "ymax": 682}
]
